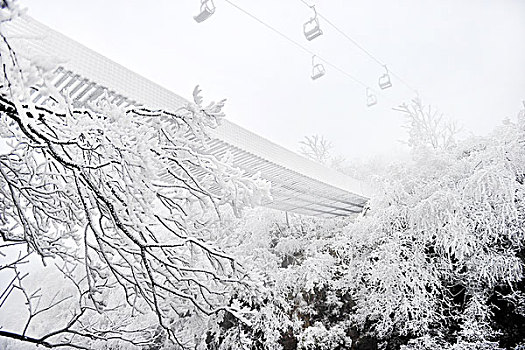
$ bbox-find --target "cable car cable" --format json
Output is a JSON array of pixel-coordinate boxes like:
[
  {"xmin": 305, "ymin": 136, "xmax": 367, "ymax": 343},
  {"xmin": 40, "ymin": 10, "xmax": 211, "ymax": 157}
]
[
  {"xmin": 297, "ymin": 0, "xmax": 418, "ymax": 94},
  {"xmin": 223, "ymin": 0, "xmax": 311, "ymax": 56},
  {"xmin": 221, "ymin": 0, "xmax": 387, "ymax": 98}
]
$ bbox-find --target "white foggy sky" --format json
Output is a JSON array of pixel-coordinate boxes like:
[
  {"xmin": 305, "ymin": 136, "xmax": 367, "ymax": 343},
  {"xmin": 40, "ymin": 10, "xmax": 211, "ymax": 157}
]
[{"xmin": 21, "ymin": 0, "xmax": 525, "ymax": 160}]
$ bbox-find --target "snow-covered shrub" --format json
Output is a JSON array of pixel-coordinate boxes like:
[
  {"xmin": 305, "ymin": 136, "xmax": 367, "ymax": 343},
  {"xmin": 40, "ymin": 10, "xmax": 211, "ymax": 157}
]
[
  {"xmin": 335, "ymin": 100, "xmax": 525, "ymax": 348},
  {"xmin": 298, "ymin": 322, "xmax": 351, "ymax": 350}
]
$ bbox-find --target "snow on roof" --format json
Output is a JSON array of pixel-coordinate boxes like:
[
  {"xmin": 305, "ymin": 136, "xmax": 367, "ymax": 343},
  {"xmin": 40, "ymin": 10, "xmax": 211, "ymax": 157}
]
[{"xmin": 4, "ymin": 15, "xmax": 369, "ymax": 217}]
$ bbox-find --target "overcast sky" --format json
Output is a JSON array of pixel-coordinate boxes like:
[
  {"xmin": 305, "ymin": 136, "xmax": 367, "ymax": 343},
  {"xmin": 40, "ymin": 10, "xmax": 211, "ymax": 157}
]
[{"xmin": 21, "ymin": 0, "xmax": 525, "ymax": 161}]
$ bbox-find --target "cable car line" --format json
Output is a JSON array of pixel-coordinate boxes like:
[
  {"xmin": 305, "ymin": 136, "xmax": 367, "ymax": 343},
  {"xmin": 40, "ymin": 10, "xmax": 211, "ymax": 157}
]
[
  {"xmin": 221, "ymin": 0, "xmax": 379, "ymax": 94},
  {"xmin": 222, "ymin": 0, "xmax": 311, "ymax": 56},
  {"xmin": 297, "ymin": 0, "xmax": 418, "ymax": 94},
  {"xmin": 195, "ymin": 0, "xmax": 399, "ymax": 107}
]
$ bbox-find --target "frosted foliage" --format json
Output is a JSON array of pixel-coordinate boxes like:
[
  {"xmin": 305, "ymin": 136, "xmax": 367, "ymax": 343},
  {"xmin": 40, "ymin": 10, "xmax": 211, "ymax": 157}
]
[
  {"xmin": 401, "ymin": 335, "xmax": 505, "ymax": 350},
  {"xmin": 298, "ymin": 322, "xmax": 351, "ymax": 349},
  {"xmin": 1, "ymin": 0, "xmax": 525, "ymax": 348},
  {"xmin": 203, "ymin": 210, "xmax": 354, "ymax": 349},
  {"xmin": 204, "ymin": 102, "xmax": 525, "ymax": 348},
  {"xmin": 0, "ymin": 3, "xmax": 270, "ymax": 348},
  {"xmin": 396, "ymin": 98, "xmax": 459, "ymax": 152},
  {"xmin": 335, "ymin": 101, "xmax": 525, "ymax": 344}
]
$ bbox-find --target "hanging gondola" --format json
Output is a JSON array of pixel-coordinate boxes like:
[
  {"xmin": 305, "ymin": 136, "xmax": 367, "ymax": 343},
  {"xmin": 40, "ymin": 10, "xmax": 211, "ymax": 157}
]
[
  {"xmin": 311, "ymin": 55, "xmax": 325, "ymax": 80},
  {"xmin": 366, "ymin": 88, "xmax": 377, "ymax": 107},
  {"xmin": 378, "ymin": 65, "xmax": 392, "ymax": 89},
  {"xmin": 303, "ymin": 5, "xmax": 323, "ymax": 41},
  {"xmin": 194, "ymin": 0, "xmax": 215, "ymax": 23}
]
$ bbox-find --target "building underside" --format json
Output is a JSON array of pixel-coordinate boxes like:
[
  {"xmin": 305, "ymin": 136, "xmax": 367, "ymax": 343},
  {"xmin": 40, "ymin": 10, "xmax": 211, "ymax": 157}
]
[{"xmin": 4, "ymin": 16, "xmax": 369, "ymax": 218}]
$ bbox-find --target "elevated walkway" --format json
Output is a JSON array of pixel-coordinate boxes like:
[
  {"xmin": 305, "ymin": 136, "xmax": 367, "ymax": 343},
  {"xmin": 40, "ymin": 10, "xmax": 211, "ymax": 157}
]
[{"xmin": 3, "ymin": 16, "xmax": 369, "ymax": 217}]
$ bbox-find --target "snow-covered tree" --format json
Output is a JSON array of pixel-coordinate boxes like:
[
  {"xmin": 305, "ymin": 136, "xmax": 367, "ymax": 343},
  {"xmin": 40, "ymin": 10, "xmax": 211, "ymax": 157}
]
[
  {"xmin": 299, "ymin": 135, "xmax": 347, "ymax": 171},
  {"xmin": 394, "ymin": 98, "xmax": 460, "ymax": 152},
  {"xmin": 0, "ymin": 2, "xmax": 269, "ymax": 348},
  {"xmin": 233, "ymin": 100, "xmax": 525, "ymax": 350},
  {"xmin": 299, "ymin": 135, "xmax": 334, "ymax": 166},
  {"xmin": 3, "ymin": 1, "xmax": 523, "ymax": 348},
  {"xmin": 333, "ymin": 100, "xmax": 525, "ymax": 349}
]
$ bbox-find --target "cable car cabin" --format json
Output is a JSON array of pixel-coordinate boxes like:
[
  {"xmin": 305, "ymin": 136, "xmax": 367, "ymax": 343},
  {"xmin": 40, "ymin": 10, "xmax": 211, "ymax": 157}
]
[
  {"xmin": 304, "ymin": 17, "xmax": 323, "ymax": 41},
  {"xmin": 303, "ymin": 5, "xmax": 323, "ymax": 41},
  {"xmin": 367, "ymin": 94, "xmax": 377, "ymax": 106},
  {"xmin": 311, "ymin": 55, "xmax": 325, "ymax": 80},
  {"xmin": 311, "ymin": 63, "xmax": 325, "ymax": 80},
  {"xmin": 378, "ymin": 73, "xmax": 392, "ymax": 89},
  {"xmin": 378, "ymin": 66, "xmax": 392, "ymax": 89},
  {"xmin": 366, "ymin": 88, "xmax": 377, "ymax": 107},
  {"xmin": 194, "ymin": 0, "xmax": 215, "ymax": 23}
]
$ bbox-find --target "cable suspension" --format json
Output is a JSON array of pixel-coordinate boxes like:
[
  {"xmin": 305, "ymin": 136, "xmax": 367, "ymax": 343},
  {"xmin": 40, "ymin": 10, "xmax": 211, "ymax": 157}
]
[
  {"xmin": 222, "ymin": 0, "xmax": 374, "ymax": 91},
  {"xmin": 297, "ymin": 0, "xmax": 418, "ymax": 94}
]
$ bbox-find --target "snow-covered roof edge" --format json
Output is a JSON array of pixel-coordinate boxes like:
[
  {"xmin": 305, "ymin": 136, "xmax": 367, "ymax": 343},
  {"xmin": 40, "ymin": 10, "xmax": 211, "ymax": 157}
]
[{"xmin": 5, "ymin": 15, "xmax": 371, "ymax": 200}]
